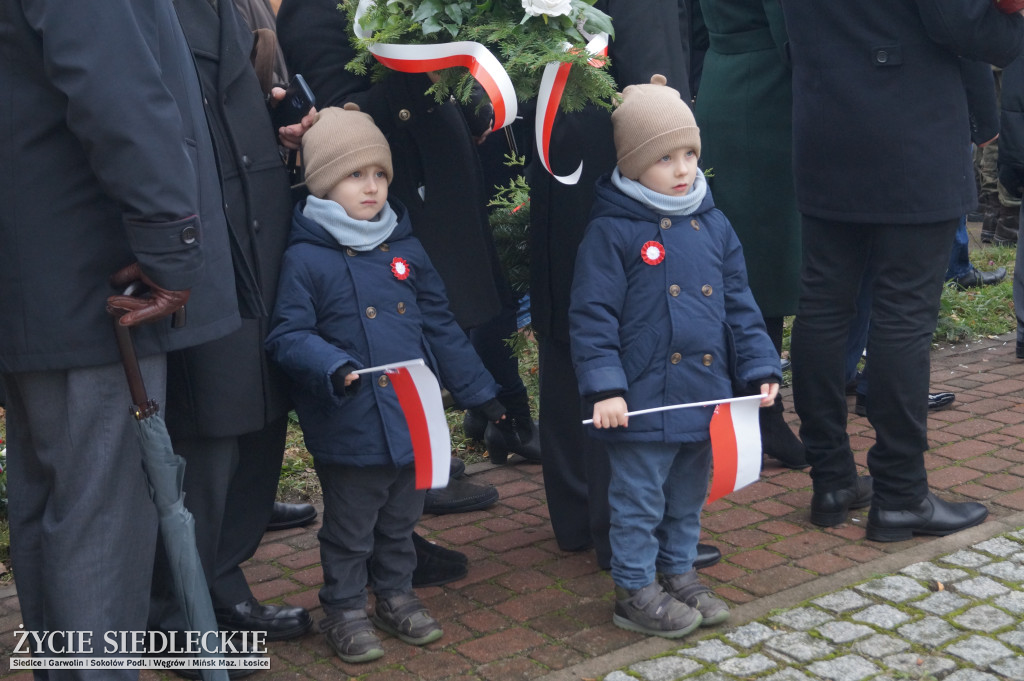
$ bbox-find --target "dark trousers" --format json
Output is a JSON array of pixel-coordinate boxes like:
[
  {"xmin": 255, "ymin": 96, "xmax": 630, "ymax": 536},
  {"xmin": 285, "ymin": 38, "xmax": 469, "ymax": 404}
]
[
  {"xmin": 537, "ymin": 336, "xmax": 611, "ymax": 567},
  {"xmin": 314, "ymin": 463, "xmax": 424, "ymax": 612},
  {"xmin": 5, "ymin": 360, "xmax": 163, "ymax": 679},
  {"xmin": 791, "ymin": 215, "xmax": 957, "ymax": 510}
]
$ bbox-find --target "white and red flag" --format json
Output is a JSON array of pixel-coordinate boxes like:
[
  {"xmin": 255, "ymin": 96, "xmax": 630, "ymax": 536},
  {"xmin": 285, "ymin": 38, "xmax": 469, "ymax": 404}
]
[
  {"xmin": 354, "ymin": 359, "xmax": 451, "ymax": 490},
  {"xmin": 583, "ymin": 394, "xmax": 763, "ymax": 502}
]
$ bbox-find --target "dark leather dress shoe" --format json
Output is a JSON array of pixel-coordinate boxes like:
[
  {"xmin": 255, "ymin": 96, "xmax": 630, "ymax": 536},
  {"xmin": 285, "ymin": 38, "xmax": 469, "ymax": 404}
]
[
  {"xmin": 215, "ymin": 597, "xmax": 312, "ymax": 641},
  {"xmin": 811, "ymin": 476, "xmax": 873, "ymax": 527},
  {"xmin": 1017, "ymin": 341, "xmax": 1024, "ymax": 360},
  {"xmin": 950, "ymin": 265, "xmax": 1007, "ymax": 289},
  {"xmin": 694, "ymin": 543, "xmax": 721, "ymax": 570},
  {"xmin": 866, "ymin": 492, "xmax": 988, "ymax": 542},
  {"xmin": 450, "ymin": 457, "xmax": 466, "ymax": 479},
  {"xmin": 266, "ymin": 501, "xmax": 317, "ymax": 531},
  {"xmin": 463, "ymin": 409, "xmax": 488, "ymax": 441},
  {"xmin": 423, "ymin": 477, "xmax": 499, "ymax": 515},
  {"xmin": 412, "ymin": 533, "xmax": 468, "ymax": 587}
]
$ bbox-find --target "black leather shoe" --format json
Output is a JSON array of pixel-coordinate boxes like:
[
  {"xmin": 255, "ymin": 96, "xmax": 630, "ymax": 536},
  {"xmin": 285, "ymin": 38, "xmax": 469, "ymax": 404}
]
[
  {"xmin": 928, "ymin": 392, "xmax": 956, "ymax": 411},
  {"xmin": 266, "ymin": 501, "xmax": 317, "ymax": 531},
  {"xmin": 412, "ymin": 533, "xmax": 468, "ymax": 587},
  {"xmin": 1018, "ymin": 341, "xmax": 1024, "ymax": 360},
  {"xmin": 810, "ymin": 476, "xmax": 873, "ymax": 527},
  {"xmin": 950, "ymin": 265, "xmax": 1007, "ymax": 289},
  {"xmin": 423, "ymin": 477, "xmax": 499, "ymax": 515},
  {"xmin": 450, "ymin": 457, "xmax": 466, "ymax": 479},
  {"xmin": 215, "ymin": 598, "xmax": 312, "ymax": 641},
  {"xmin": 760, "ymin": 398, "xmax": 808, "ymax": 469},
  {"xmin": 484, "ymin": 417, "xmax": 542, "ymax": 464},
  {"xmin": 866, "ymin": 492, "xmax": 988, "ymax": 542},
  {"xmin": 694, "ymin": 543, "xmax": 721, "ymax": 570}
]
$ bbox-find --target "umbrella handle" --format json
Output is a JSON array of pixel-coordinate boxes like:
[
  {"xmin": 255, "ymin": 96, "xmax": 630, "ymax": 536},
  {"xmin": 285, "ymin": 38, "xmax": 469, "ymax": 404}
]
[{"xmin": 109, "ymin": 287, "xmax": 159, "ymax": 420}]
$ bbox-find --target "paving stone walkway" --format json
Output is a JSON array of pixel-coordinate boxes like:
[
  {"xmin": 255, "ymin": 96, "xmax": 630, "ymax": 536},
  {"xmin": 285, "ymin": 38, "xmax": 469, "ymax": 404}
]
[{"xmin": 3, "ymin": 332, "xmax": 1024, "ymax": 680}]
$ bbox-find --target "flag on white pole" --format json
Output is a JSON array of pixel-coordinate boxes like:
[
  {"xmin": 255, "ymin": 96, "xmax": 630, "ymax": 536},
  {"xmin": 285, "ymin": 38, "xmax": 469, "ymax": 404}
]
[
  {"xmin": 355, "ymin": 359, "xmax": 452, "ymax": 490},
  {"xmin": 581, "ymin": 394, "xmax": 764, "ymax": 501},
  {"xmin": 706, "ymin": 397, "xmax": 763, "ymax": 503}
]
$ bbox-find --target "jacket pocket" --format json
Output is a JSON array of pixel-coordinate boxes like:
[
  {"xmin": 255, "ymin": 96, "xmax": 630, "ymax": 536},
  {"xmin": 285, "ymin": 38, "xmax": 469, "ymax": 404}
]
[{"xmin": 621, "ymin": 324, "xmax": 661, "ymax": 385}]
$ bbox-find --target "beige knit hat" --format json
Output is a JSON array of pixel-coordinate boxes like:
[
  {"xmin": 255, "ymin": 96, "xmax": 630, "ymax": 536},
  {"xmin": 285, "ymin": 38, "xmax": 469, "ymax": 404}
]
[
  {"xmin": 611, "ymin": 74, "xmax": 700, "ymax": 180},
  {"xmin": 301, "ymin": 104, "xmax": 393, "ymax": 199}
]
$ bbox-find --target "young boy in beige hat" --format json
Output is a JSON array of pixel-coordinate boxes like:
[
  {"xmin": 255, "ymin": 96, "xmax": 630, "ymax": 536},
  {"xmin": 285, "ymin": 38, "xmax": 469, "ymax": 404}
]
[
  {"xmin": 266, "ymin": 105, "xmax": 506, "ymax": 662},
  {"xmin": 569, "ymin": 75, "xmax": 781, "ymax": 637}
]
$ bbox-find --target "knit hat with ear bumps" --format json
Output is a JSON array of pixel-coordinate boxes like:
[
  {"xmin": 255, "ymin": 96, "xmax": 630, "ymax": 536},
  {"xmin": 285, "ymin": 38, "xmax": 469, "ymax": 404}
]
[
  {"xmin": 301, "ymin": 103, "xmax": 393, "ymax": 199},
  {"xmin": 611, "ymin": 74, "xmax": 700, "ymax": 180}
]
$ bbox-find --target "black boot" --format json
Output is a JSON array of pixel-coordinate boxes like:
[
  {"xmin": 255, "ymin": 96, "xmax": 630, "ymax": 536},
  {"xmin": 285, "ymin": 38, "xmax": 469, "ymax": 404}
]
[
  {"xmin": 484, "ymin": 417, "xmax": 542, "ymax": 464},
  {"xmin": 760, "ymin": 397, "xmax": 808, "ymax": 469},
  {"xmin": 994, "ymin": 202, "xmax": 1019, "ymax": 246},
  {"xmin": 462, "ymin": 408, "xmax": 487, "ymax": 441},
  {"xmin": 411, "ymin": 533, "xmax": 468, "ymax": 587},
  {"xmin": 980, "ymin": 192, "xmax": 999, "ymax": 243}
]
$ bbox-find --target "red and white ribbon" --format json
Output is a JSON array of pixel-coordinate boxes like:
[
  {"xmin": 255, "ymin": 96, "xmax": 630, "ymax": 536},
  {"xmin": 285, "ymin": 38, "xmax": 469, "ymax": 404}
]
[
  {"xmin": 534, "ymin": 33, "xmax": 609, "ymax": 185},
  {"xmin": 353, "ymin": 0, "xmax": 517, "ymax": 131}
]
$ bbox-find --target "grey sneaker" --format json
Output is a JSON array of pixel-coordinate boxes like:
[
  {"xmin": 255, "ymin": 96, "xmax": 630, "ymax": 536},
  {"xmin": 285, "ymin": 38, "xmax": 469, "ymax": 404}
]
[
  {"xmin": 321, "ymin": 608, "xmax": 384, "ymax": 664},
  {"xmin": 659, "ymin": 570, "xmax": 730, "ymax": 626},
  {"xmin": 372, "ymin": 592, "xmax": 443, "ymax": 645},
  {"xmin": 612, "ymin": 582, "xmax": 702, "ymax": 638}
]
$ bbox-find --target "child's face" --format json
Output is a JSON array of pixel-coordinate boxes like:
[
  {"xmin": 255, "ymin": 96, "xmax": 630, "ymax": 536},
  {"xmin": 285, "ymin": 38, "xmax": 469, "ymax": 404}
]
[
  {"xmin": 637, "ymin": 147, "xmax": 698, "ymax": 197},
  {"xmin": 326, "ymin": 164, "xmax": 389, "ymax": 220}
]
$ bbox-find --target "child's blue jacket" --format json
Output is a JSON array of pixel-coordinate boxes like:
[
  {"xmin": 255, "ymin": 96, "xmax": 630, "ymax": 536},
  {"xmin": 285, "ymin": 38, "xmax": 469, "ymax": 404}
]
[
  {"xmin": 266, "ymin": 199, "xmax": 499, "ymax": 467},
  {"xmin": 569, "ymin": 174, "xmax": 782, "ymax": 443}
]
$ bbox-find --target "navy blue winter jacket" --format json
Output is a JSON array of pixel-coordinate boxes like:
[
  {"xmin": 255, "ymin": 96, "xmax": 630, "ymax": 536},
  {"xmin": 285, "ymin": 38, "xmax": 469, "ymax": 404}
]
[
  {"xmin": 266, "ymin": 200, "xmax": 499, "ymax": 467},
  {"xmin": 569, "ymin": 175, "xmax": 781, "ymax": 443}
]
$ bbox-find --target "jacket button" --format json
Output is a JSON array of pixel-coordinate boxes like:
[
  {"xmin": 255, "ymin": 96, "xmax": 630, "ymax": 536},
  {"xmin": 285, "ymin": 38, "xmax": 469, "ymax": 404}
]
[
  {"xmin": 252, "ymin": 219, "xmax": 260, "ymax": 231},
  {"xmin": 379, "ymin": 243, "xmax": 390, "ymax": 252},
  {"xmin": 397, "ymin": 302, "xmax": 406, "ymax": 314},
  {"xmin": 875, "ymin": 50, "xmax": 888, "ymax": 64},
  {"xmin": 669, "ymin": 284, "xmax": 680, "ymax": 297},
  {"xmin": 702, "ymin": 353, "xmax": 713, "ymax": 366},
  {"xmin": 702, "ymin": 284, "xmax": 713, "ymax": 296},
  {"xmin": 670, "ymin": 352, "xmax": 682, "ymax": 364},
  {"xmin": 242, "ymin": 155, "xmax": 252, "ymax": 167},
  {"xmin": 180, "ymin": 226, "xmax": 197, "ymax": 244},
  {"xmin": 399, "ymin": 109, "xmax": 411, "ymax": 121},
  {"xmin": 660, "ymin": 218, "xmax": 672, "ymax": 230},
  {"xmin": 346, "ymin": 247, "xmax": 357, "ymax": 257},
  {"xmin": 377, "ymin": 375, "xmax": 389, "ymax": 388},
  {"xmin": 366, "ymin": 306, "xmax": 377, "ymax": 319},
  {"xmin": 690, "ymin": 219, "xmax": 700, "ymax": 230}
]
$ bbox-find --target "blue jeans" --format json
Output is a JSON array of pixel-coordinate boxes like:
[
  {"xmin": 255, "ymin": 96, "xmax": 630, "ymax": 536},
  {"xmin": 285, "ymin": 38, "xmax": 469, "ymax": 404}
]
[{"xmin": 606, "ymin": 439, "xmax": 711, "ymax": 590}]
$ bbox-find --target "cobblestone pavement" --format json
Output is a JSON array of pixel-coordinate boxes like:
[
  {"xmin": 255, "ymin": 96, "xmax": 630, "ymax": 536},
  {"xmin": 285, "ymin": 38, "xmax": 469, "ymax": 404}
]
[{"xmin": 3, "ymin": 333, "xmax": 1024, "ymax": 680}]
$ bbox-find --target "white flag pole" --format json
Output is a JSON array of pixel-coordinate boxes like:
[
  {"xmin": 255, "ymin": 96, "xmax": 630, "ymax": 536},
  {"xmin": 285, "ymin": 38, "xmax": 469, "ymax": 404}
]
[
  {"xmin": 352, "ymin": 358, "xmax": 426, "ymax": 375},
  {"xmin": 582, "ymin": 393, "xmax": 764, "ymax": 425}
]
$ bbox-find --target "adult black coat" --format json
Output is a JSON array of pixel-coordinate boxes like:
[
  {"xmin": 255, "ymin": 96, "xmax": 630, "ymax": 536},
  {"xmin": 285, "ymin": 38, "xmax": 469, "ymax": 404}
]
[
  {"xmin": 276, "ymin": 0, "xmax": 502, "ymax": 329},
  {"xmin": 167, "ymin": 0, "xmax": 294, "ymax": 438},
  {"xmin": 0, "ymin": 0, "xmax": 239, "ymax": 373},
  {"xmin": 782, "ymin": 0, "xmax": 1024, "ymax": 224}
]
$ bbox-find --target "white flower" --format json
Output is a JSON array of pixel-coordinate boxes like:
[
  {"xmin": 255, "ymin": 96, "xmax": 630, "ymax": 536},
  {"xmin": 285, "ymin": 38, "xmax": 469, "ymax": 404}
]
[{"xmin": 522, "ymin": 0, "xmax": 573, "ymax": 19}]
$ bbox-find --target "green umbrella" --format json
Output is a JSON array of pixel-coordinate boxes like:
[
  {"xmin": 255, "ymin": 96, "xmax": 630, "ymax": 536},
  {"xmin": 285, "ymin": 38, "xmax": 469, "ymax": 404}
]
[{"xmin": 113, "ymin": 320, "xmax": 228, "ymax": 681}]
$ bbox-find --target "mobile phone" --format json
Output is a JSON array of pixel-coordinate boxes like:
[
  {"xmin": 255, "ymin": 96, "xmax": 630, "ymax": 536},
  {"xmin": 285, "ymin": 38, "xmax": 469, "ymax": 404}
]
[{"xmin": 271, "ymin": 74, "xmax": 315, "ymax": 129}]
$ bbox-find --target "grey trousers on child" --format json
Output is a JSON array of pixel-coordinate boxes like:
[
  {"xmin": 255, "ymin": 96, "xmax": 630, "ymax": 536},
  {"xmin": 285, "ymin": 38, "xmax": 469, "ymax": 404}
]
[{"xmin": 314, "ymin": 462, "xmax": 425, "ymax": 613}]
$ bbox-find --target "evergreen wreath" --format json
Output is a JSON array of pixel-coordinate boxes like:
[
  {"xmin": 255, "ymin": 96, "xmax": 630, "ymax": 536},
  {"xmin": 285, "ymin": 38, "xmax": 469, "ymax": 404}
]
[{"xmin": 343, "ymin": 0, "xmax": 618, "ymax": 112}]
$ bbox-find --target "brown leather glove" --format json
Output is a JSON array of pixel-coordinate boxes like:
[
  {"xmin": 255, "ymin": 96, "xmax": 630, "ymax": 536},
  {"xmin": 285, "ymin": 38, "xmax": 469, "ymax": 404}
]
[{"xmin": 107, "ymin": 262, "xmax": 190, "ymax": 327}]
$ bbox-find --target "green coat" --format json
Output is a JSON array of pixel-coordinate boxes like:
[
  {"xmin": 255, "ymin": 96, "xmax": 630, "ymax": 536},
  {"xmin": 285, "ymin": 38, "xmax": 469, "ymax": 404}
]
[{"xmin": 694, "ymin": 0, "xmax": 800, "ymax": 318}]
